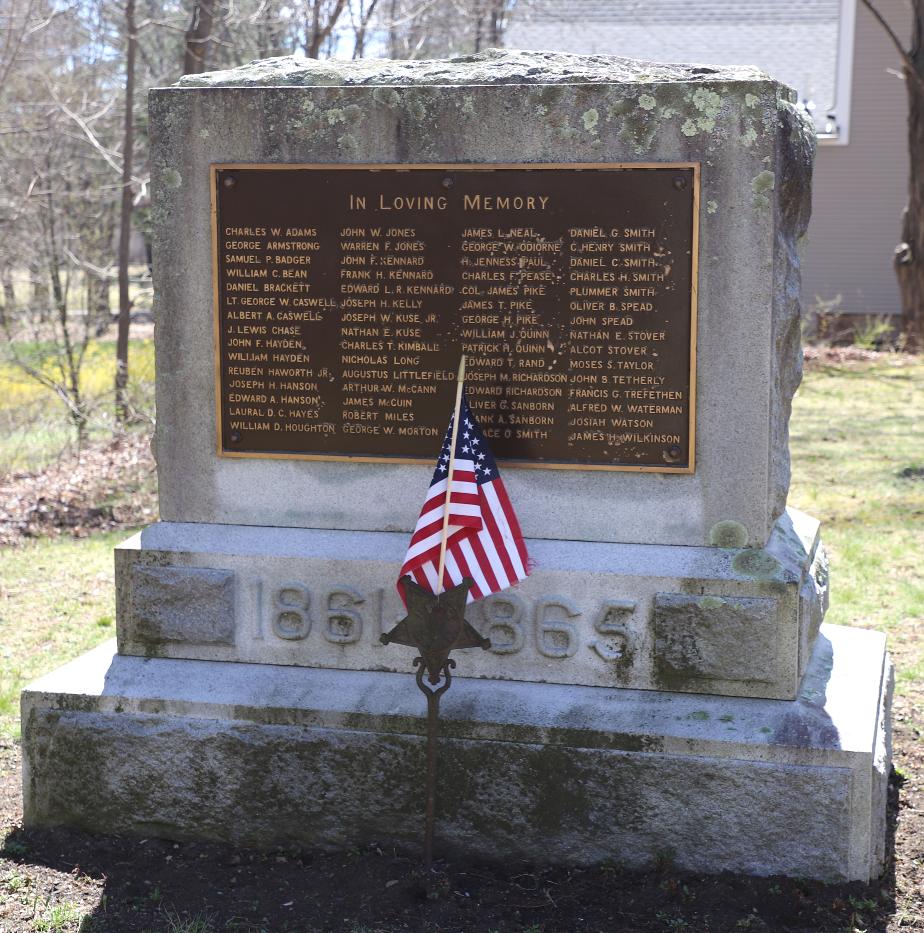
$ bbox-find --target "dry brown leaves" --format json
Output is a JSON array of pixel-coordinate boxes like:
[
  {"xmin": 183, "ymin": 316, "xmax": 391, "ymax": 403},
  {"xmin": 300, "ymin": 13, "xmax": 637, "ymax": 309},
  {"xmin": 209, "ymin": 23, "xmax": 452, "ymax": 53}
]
[
  {"xmin": 803, "ymin": 346, "xmax": 917, "ymax": 367},
  {"xmin": 0, "ymin": 432, "xmax": 156, "ymax": 547}
]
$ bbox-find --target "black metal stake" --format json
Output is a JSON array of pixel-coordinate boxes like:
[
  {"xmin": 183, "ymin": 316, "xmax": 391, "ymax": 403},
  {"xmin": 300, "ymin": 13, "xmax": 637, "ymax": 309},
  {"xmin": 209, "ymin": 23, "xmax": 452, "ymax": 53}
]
[
  {"xmin": 381, "ymin": 577, "xmax": 490, "ymax": 866},
  {"xmin": 415, "ymin": 657, "xmax": 454, "ymax": 867}
]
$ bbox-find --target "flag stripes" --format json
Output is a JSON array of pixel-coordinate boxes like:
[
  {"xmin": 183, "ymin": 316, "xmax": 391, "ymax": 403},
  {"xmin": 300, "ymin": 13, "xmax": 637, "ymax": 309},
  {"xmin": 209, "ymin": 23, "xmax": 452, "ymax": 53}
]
[{"xmin": 398, "ymin": 386, "xmax": 530, "ymax": 605}]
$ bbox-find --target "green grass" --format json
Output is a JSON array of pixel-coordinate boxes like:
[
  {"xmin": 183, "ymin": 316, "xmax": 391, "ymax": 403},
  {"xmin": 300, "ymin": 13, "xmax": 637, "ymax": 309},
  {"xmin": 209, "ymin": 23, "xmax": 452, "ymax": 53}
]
[
  {"xmin": 0, "ymin": 338, "xmax": 155, "ymax": 475},
  {"xmin": 161, "ymin": 908, "xmax": 220, "ymax": 933},
  {"xmin": 789, "ymin": 356, "xmax": 924, "ymax": 693},
  {"xmin": 32, "ymin": 900, "xmax": 88, "ymax": 932},
  {"xmin": 0, "ymin": 532, "xmax": 126, "ymax": 740}
]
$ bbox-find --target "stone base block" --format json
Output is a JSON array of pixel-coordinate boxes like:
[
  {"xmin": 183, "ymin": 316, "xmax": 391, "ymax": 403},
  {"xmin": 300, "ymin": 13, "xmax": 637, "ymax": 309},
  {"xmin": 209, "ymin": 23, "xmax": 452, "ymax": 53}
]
[
  {"xmin": 115, "ymin": 507, "xmax": 828, "ymax": 700},
  {"xmin": 22, "ymin": 623, "xmax": 890, "ymax": 881}
]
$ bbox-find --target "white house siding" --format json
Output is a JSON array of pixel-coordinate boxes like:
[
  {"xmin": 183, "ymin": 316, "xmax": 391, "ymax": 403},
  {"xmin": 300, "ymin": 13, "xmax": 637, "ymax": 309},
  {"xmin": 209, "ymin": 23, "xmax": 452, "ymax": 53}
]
[
  {"xmin": 804, "ymin": 0, "xmax": 908, "ymax": 318},
  {"xmin": 506, "ymin": 0, "xmax": 911, "ymax": 317},
  {"xmin": 507, "ymin": 1, "xmax": 842, "ymax": 124}
]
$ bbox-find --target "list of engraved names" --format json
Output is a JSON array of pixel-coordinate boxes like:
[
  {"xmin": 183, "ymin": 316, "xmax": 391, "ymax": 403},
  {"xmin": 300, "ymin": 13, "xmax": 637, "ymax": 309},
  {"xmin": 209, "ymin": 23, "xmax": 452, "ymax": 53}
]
[{"xmin": 215, "ymin": 165, "xmax": 697, "ymax": 469}]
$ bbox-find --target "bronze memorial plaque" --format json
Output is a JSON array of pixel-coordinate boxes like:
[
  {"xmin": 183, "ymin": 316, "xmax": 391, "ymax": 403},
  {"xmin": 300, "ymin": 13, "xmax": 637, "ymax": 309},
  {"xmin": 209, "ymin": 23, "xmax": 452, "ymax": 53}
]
[{"xmin": 212, "ymin": 163, "xmax": 699, "ymax": 471}]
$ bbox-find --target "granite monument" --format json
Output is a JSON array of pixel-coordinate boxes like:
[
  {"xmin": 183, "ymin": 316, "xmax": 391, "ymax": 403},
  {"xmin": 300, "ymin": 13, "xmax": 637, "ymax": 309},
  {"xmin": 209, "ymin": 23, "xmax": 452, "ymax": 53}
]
[{"xmin": 21, "ymin": 49, "xmax": 892, "ymax": 882}]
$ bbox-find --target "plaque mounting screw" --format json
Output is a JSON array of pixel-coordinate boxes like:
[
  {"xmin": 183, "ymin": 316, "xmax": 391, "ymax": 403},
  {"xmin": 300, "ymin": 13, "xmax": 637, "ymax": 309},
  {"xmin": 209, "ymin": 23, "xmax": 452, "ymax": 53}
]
[
  {"xmin": 673, "ymin": 175, "xmax": 687, "ymax": 190},
  {"xmin": 663, "ymin": 445, "xmax": 683, "ymax": 463},
  {"xmin": 223, "ymin": 175, "xmax": 236, "ymax": 189},
  {"xmin": 230, "ymin": 431, "xmax": 241, "ymax": 443},
  {"xmin": 442, "ymin": 176, "xmax": 454, "ymax": 189}
]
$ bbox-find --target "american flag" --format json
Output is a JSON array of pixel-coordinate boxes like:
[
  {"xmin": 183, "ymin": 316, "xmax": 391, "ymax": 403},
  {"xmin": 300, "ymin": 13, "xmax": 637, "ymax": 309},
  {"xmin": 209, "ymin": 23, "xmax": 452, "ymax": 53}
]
[{"xmin": 397, "ymin": 386, "xmax": 530, "ymax": 604}]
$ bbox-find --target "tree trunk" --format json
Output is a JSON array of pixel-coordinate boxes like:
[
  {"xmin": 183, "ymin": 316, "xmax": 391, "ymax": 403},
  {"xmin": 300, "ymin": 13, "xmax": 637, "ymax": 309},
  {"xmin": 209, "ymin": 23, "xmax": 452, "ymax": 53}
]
[
  {"xmin": 488, "ymin": 0, "xmax": 506, "ymax": 46},
  {"xmin": 897, "ymin": 2, "xmax": 924, "ymax": 351},
  {"xmin": 305, "ymin": 0, "xmax": 346, "ymax": 59},
  {"xmin": 45, "ymin": 192, "xmax": 87, "ymax": 445},
  {"xmin": 90, "ymin": 273, "xmax": 111, "ymax": 336},
  {"xmin": 31, "ymin": 264, "xmax": 49, "ymax": 317},
  {"xmin": 473, "ymin": 0, "xmax": 485, "ymax": 52},
  {"xmin": 388, "ymin": 0, "xmax": 398, "ymax": 58},
  {"xmin": 306, "ymin": 2, "xmax": 323, "ymax": 58},
  {"xmin": 353, "ymin": 0, "xmax": 378, "ymax": 59},
  {"xmin": 184, "ymin": 1, "xmax": 214, "ymax": 75},
  {"xmin": 115, "ymin": 0, "xmax": 136, "ymax": 425},
  {"xmin": 0, "ymin": 268, "xmax": 14, "ymax": 328}
]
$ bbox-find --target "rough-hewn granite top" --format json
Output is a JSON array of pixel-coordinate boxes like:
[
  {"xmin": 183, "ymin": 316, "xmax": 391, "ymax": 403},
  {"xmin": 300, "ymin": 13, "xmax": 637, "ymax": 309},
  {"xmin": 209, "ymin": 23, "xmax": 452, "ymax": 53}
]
[{"xmin": 174, "ymin": 48, "xmax": 772, "ymax": 88}]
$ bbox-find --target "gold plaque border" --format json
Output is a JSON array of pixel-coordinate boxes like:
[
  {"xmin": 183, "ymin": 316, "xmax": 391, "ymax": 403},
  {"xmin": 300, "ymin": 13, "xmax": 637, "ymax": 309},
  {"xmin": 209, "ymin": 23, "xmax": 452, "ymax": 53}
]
[{"xmin": 210, "ymin": 162, "xmax": 700, "ymax": 474}]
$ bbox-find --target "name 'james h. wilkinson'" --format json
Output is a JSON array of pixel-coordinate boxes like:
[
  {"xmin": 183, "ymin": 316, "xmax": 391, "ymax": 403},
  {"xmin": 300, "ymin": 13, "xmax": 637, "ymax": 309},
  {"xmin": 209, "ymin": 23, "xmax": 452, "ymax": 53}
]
[{"xmin": 348, "ymin": 193, "xmax": 551, "ymax": 211}]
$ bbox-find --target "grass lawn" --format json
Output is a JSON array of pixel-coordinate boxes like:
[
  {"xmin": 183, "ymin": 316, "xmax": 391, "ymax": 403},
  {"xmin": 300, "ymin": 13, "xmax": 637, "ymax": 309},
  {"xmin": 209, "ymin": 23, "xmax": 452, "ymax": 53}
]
[
  {"xmin": 0, "ymin": 532, "xmax": 123, "ymax": 741},
  {"xmin": 0, "ymin": 338, "xmax": 155, "ymax": 476},
  {"xmin": 788, "ymin": 356, "xmax": 924, "ymax": 699}
]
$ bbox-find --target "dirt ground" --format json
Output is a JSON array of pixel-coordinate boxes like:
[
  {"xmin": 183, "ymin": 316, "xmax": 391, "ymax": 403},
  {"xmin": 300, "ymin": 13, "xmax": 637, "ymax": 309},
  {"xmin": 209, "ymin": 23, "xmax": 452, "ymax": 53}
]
[{"xmin": 0, "ymin": 674, "xmax": 921, "ymax": 933}]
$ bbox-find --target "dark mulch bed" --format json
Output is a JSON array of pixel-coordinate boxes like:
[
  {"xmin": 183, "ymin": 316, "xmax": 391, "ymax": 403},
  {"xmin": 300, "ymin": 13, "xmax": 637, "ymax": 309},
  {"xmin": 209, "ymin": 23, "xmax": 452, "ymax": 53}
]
[{"xmin": 0, "ymin": 680, "xmax": 921, "ymax": 933}]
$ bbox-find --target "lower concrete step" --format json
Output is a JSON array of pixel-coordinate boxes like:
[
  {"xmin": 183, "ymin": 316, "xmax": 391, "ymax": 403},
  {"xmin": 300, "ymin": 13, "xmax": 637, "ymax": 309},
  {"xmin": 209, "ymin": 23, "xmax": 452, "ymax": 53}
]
[{"xmin": 21, "ymin": 623, "xmax": 891, "ymax": 882}]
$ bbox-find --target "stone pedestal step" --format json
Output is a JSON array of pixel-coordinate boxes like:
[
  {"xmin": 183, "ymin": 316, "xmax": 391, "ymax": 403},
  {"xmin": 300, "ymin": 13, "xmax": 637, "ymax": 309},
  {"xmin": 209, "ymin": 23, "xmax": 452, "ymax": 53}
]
[
  {"xmin": 22, "ymin": 623, "xmax": 890, "ymax": 882},
  {"xmin": 116, "ymin": 507, "xmax": 828, "ymax": 700}
]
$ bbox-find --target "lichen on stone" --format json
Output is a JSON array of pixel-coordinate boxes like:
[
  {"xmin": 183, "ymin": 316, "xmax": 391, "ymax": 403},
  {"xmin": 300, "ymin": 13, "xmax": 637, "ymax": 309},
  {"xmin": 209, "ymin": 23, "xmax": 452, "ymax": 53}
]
[
  {"xmin": 337, "ymin": 133, "xmax": 358, "ymax": 155},
  {"xmin": 751, "ymin": 169, "xmax": 776, "ymax": 210},
  {"xmin": 618, "ymin": 109, "xmax": 660, "ymax": 154},
  {"xmin": 732, "ymin": 548, "xmax": 783, "ymax": 580},
  {"xmin": 605, "ymin": 99, "xmax": 631, "ymax": 122},
  {"xmin": 546, "ymin": 111, "xmax": 579, "ymax": 140},
  {"xmin": 709, "ymin": 519, "xmax": 747, "ymax": 548},
  {"xmin": 581, "ymin": 108, "xmax": 600, "ymax": 132},
  {"xmin": 691, "ymin": 87, "xmax": 722, "ymax": 116},
  {"xmin": 324, "ymin": 104, "xmax": 363, "ymax": 126},
  {"xmin": 372, "ymin": 86, "xmax": 400, "ymax": 108},
  {"xmin": 405, "ymin": 96, "xmax": 427, "ymax": 121},
  {"xmin": 697, "ymin": 596, "xmax": 725, "ymax": 611}
]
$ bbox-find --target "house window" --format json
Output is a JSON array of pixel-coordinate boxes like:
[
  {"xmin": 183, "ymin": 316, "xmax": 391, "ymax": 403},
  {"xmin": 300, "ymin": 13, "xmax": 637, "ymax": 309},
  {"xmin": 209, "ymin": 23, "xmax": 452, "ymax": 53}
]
[{"xmin": 816, "ymin": 0, "xmax": 856, "ymax": 144}]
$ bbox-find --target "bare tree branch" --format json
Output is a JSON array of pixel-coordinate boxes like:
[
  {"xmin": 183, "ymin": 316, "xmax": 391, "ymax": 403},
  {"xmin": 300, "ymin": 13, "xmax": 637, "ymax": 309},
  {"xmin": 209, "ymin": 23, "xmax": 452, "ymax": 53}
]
[
  {"xmin": 46, "ymin": 83, "xmax": 124, "ymax": 176},
  {"xmin": 859, "ymin": 0, "xmax": 924, "ymax": 95},
  {"xmin": 0, "ymin": 0, "xmax": 46, "ymax": 93}
]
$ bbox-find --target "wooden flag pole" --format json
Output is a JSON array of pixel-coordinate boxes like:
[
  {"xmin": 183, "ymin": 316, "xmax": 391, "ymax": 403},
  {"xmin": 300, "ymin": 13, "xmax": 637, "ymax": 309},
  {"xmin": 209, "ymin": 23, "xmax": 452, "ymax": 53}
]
[{"xmin": 436, "ymin": 354, "xmax": 467, "ymax": 594}]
